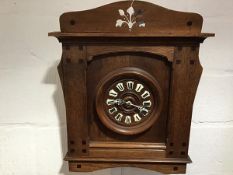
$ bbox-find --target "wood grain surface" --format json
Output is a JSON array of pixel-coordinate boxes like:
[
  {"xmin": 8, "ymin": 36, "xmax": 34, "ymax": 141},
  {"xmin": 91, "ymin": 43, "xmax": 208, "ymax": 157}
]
[{"xmin": 49, "ymin": 0, "xmax": 214, "ymax": 174}]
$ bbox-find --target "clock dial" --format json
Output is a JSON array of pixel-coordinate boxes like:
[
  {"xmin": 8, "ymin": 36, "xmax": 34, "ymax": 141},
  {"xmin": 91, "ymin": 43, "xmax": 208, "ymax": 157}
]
[
  {"xmin": 104, "ymin": 79, "xmax": 154, "ymax": 126},
  {"xmin": 95, "ymin": 67, "xmax": 163, "ymax": 135}
]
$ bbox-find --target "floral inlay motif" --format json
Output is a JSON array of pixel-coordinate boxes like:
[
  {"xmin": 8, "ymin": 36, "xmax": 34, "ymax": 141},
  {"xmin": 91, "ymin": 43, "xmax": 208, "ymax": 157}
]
[{"xmin": 116, "ymin": 0, "xmax": 145, "ymax": 31}]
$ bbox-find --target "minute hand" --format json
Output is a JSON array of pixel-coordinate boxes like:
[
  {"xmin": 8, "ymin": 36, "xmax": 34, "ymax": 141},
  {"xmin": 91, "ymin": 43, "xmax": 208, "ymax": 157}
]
[{"xmin": 126, "ymin": 101, "xmax": 149, "ymax": 115}]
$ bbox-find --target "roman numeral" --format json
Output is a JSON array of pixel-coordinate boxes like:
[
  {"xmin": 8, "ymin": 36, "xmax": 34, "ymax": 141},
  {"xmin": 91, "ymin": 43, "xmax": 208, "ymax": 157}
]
[
  {"xmin": 115, "ymin": 113, "xmax": 123, "ymax": 121},
  {"xmin": 108, "ymin": 107, "xmax": 118, "ymax": 114},
  {"xmin": 127, "ymin": 81, "xmax": 134, "ymax": 90},
  {"xmin": 109, "ymin": 89, "xmax": 118, "ymax": 97},
  {"xmin": 141, "ymin": 90, "xmax": 150, "ymax": 99},
  {"xmin": 135, "ymin": 83, "xmax": 144, "ymax": 92},
  {"xmin": 143, "ymin": 100, "xmax": 152, "ymax": 107},
  {"xmin": 141, "ymin": 108, "xmax": 149, "ymax": 116},
  {"xmin": 133, "ymin": 114, "xmax": 142, "ymax": 122},
  {"xmin": 106, "ymin": 99, "xmax": 115, "ymax": 105},
  {"xmin": 125, "ymin": 116, "xmax": 132, "ymax": 124},
  {"xmin": 116, "ymin": 83, "xmax": 124, "ymax": 91}
]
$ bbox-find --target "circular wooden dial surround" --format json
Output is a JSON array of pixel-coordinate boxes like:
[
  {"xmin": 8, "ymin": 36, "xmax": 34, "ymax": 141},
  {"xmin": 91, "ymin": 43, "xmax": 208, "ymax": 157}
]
[{"xmin": 95, "ymin": 67, "xmax": 163, "ymax": 135}]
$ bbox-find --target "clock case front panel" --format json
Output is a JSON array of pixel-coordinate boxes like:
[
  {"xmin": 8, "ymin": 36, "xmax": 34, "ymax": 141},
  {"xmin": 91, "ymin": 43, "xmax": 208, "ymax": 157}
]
[
  {"xmin": 49, "ymin": 1, "xmax": 214, "ymax": 174},
  {"xmin": 88, "ymin": 52, "xmax": 170, "ymax": 140},
  {"xmin": 59, "ymin": 44, "xmax": 199, "ymax": 174}
]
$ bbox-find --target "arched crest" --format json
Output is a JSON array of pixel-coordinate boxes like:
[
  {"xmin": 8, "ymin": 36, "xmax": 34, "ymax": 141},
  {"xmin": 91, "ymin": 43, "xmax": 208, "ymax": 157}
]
[{"xmin": 60, "ymin": 0, "xmax": 203, "ymax": 36}]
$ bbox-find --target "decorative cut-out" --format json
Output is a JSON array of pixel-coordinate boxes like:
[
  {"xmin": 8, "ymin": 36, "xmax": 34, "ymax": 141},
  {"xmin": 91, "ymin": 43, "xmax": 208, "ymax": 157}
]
[{"xmin": 116, "ymin": 0, "xmax": 145, "ymax": 31}]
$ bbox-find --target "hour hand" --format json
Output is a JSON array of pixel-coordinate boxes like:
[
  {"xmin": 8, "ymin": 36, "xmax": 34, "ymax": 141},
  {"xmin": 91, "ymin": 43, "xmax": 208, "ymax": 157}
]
[
  {"xmin": 115, "ymin": 99, "xmax": 125, "ymax": 105},
  {"xmin": 106, "ymin": 99, "xmax": 125, "ymax": 106}
]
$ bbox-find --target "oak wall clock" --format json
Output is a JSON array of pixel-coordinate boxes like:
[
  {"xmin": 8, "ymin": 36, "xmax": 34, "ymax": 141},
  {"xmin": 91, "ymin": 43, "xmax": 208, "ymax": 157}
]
[{"xmin": 49, "ymin": 0, "xmax": 214, "ymax": 174}]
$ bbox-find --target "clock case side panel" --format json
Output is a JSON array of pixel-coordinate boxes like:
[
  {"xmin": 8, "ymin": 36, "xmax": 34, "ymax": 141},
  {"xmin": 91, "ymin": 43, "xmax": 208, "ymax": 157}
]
[
  {"xmin": 58, "ymin": 44, "xmax": 90, "ymax": 157},
  {"xmin": 166, "ymin": 46, "xmax": 202, "ymax": 159}
]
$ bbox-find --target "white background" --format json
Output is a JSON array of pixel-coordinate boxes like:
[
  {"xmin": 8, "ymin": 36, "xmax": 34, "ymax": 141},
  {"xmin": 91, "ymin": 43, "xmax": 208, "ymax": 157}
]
[{"xmin": 0, "ymin": 0, "xmax": 233, "ymax": 175}]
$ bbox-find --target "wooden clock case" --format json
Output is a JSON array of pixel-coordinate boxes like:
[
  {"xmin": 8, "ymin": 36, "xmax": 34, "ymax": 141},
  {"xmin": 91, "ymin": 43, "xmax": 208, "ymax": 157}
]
[{"xmin": 49, "ymin": 1, "xmax": 214, "ymax": 174}]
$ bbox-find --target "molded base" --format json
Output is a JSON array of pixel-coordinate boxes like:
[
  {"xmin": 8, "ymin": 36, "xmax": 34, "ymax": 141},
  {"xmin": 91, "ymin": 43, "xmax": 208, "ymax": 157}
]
[
  {"xmin": 68, "ymin": 161, "xmax": 187, "ymax": 174},
  {"xmin": 65, "ymin": 153, "xmax": 191, "ymax": 174}
]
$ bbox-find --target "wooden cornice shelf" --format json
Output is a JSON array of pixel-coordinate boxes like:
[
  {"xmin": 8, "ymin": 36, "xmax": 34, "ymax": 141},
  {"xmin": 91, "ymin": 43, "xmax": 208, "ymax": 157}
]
[{"xmin": 49, "ymin": 32, "xmax": 215, "ymax": 38}]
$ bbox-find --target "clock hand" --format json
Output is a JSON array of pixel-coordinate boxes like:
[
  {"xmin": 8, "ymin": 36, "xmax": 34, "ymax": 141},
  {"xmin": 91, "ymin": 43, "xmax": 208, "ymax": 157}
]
[
  {"xmin": 139, "ymin": 107, "xmax": 149, "ymax": 116},
  {"xmin": 114, "ymin": 99, "xmax": 125, "ymax": 105},
  {"xmin": 126, "ymin": 101, "xmax": 141, "ymax": 109},
  {"xmin": 126, "ymin": 101, "xmax": 149, "ymax": 116}
]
